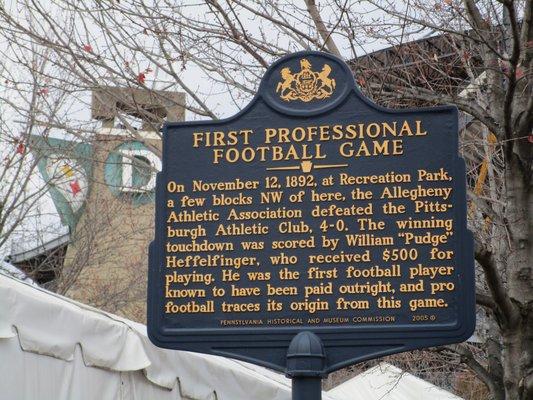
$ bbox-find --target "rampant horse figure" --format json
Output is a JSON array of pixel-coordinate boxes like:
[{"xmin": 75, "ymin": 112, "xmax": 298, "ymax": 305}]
[
  {"xmin": 276, "ymin": 67, "xmax": 296, "ymax": 101},
  {"xmin": 317, "ymin": 64, "xmax": 336, "ymax": 97}
]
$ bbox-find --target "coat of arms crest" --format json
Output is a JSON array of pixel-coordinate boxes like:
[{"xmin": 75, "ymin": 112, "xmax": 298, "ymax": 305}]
[{"xmin": 276, "ymin": 58, "xmax": 336, "ymax": 102}]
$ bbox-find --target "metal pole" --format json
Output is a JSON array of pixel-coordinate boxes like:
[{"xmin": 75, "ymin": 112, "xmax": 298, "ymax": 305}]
[
  {"xmin": 291, "ymin": 376, "xmax": 322, "ymax": 400},
  {"xmin": 286, "ymin": 332, "xmax": 326, "ymax": 400}
]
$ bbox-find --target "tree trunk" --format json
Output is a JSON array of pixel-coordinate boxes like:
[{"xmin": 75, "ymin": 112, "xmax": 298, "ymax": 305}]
[{"xmin": 501, "ymin": 154, "xmax": 532, "ymax": 400}]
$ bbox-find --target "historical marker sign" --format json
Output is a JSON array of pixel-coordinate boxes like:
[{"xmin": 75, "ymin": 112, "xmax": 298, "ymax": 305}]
[{"xmin": 148, "ymin": 51, "xmax": 475, "ymax": 373}]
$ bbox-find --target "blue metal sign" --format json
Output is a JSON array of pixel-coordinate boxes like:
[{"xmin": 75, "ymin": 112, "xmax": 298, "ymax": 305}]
[{"xmin": 148, "ymin": 51, "xmax": 475, "ymax": 374}]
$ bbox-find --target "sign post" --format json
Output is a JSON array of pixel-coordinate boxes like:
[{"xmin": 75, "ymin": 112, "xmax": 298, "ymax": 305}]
[
  {"xmin": 147, "ymin": 51, "xmax": 475, "ymax": 398},
  {"xmin": 287, "ymin": 331, "xmax": 326, "ymax": 400}
]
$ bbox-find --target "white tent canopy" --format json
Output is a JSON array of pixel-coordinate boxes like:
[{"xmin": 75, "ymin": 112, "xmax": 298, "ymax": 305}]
[
  {"xmin": 327, "ymin": 363, "xmax": 463, "ymax": 400},
  {"xmin": 0, "ymin": 273, "xmax": 338, "ymax": 400}
]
